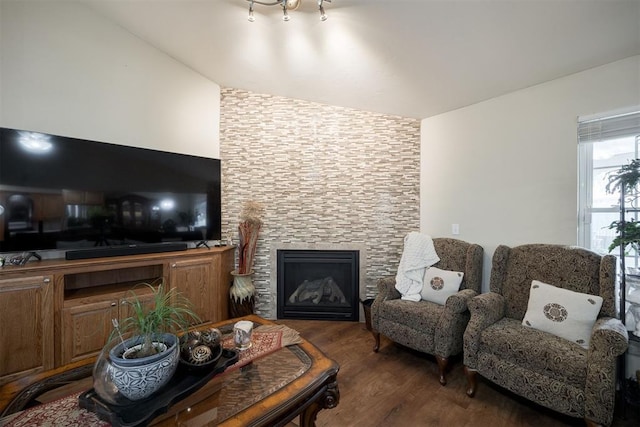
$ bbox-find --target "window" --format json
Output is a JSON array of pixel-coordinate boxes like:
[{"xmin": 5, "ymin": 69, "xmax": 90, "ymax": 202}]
[{"xmin": 578, "ymin": 109, "xmax": 640, "ymax": 263}]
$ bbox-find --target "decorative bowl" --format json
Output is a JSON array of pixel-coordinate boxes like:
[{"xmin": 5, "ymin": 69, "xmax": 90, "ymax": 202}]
[
  {"xmin": 179, "ymin": 328, "xmax": 223, "ymax": 369},
  {"xmin": 107, "ymin": 333, "xmax": 180, "ymax": 401}
]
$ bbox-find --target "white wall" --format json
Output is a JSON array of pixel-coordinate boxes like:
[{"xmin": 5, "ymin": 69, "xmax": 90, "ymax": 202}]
[
  {"xmin": 421, "ymin": 56, "xmax": 640, "ymax": 290},
  {"xmin": 0, "ymin": 0, "xmax": 220, "ymax": 158}
]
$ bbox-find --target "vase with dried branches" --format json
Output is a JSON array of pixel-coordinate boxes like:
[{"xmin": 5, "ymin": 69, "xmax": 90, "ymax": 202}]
[{"xmin": 230, "ymin": 200, "xmax": 264, "ymax": 317}]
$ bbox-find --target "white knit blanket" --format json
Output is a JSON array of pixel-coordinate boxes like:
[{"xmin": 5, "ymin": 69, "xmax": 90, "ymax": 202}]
[{"xmin": 395, "ymin": 232, "xmax": 440, "ymax": 301}]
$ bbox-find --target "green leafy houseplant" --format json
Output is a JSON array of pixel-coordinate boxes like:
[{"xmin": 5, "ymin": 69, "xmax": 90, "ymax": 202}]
[
  {"xmin": 113, "ymin": 280, "xmax": 201, "ymax": 359},
  {"xmin": 606, "ymin": 159, "xmax": 640, "ymax": 254},
  {"xmin": 605, "ymin": 159, "xmax": 640, "ymax": 196},
  {"xmin": 608, "ymin": 219, "xmax": 640, "ymax": 254}
]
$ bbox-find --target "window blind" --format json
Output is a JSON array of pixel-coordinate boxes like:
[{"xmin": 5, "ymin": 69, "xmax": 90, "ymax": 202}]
[{"xmin": 578, "ymin": 110, "xmax": 640, "ymax": 143}]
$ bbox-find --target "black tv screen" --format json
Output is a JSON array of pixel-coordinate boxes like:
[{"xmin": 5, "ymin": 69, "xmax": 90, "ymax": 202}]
[{"xmin": 0, "ymin": 127, "xmax": 221, "ymax": 255}]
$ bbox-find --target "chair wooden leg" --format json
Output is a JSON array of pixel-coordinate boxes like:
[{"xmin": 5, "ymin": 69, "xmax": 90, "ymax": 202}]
[
  {"xmin": 435, "ymin": 355, "xmax": 448, "ymax": 386},
  {"xmin": 584, "ymin": 419, "xmax": 602, "ymax": 427},
  {"xmin": 371, "ymin": 331, "xmax": 380, "ymax": 352},
  {"xmin": 463, "ymin": 366, "xmax": 477, "ymax": 397}
]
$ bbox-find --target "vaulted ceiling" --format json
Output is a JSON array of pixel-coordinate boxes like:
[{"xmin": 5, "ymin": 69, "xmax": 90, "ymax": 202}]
[{"xmin": 82, "ymin": 0, "xmax": 640, "ymax": 118}]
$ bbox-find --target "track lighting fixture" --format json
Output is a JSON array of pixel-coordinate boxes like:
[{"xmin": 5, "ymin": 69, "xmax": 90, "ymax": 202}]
[{"xmin": 246, "ymin": 0, "xmax": 331, "ymax": 22}]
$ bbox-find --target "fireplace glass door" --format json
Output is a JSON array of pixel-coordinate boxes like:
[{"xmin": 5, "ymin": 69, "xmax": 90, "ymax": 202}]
[{"xmin": 277, "ymin": 250, "xmax": 359, "ymax": 321}]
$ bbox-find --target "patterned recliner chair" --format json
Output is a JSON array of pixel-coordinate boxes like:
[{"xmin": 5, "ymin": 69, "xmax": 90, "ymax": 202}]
[
  {"xmin": 463, "ymin": 244, "xmax": 628, "ymax": 427},
  {"xmin": 371, "ymin": 238, "xmax": 483, "ymax": 385}
]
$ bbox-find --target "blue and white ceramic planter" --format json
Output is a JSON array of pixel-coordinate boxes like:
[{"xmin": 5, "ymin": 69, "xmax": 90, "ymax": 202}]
[{"xmin": 108, "ymin": 333, "xmax": 179, "ymax": 401}]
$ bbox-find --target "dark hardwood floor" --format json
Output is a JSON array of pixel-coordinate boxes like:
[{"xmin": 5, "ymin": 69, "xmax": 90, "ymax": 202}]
[{"xmin": 278, "ymin": 319, "xmax": 640, "ymax": 427}]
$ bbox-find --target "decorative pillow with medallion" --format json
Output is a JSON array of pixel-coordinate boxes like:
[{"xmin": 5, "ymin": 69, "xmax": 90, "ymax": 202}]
[
  {"xmin": 419, "ymin": 266, "xmax": 464, "ymax": 305},
  {"xmin": 522, "ymin": 280, "xmax": 603, "ymax": 348}
]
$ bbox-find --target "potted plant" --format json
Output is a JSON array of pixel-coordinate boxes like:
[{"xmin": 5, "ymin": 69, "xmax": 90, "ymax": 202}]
[
  {"xmin": 95, "ymin": 280, "xmax": 200, "ymax": 401},
  {"xmin": 230, "ymin": 200, "xmax": 264, "ymax": 317}
]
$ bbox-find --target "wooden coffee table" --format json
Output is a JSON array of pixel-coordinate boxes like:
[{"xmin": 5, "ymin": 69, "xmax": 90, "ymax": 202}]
[{"xmin": 0, "ymin": 315, "xmax": 340, "ymax": 426}]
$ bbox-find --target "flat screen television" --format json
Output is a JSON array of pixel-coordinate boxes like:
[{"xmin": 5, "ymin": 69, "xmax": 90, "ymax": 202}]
[{"xmin": 0, "ymin": 127, "xmax": 221, "ymax": 258}]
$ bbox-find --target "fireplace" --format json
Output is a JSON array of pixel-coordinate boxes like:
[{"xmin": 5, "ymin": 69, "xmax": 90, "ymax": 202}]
[{"xmin": 277, "ymin": 250, "xmax": 359, "ymax": 321}]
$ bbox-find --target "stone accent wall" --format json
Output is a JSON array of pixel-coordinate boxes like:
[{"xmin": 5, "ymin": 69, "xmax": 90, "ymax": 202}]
[{"xmin": 220, "ymin": 88, "xmax": 420, "ymax": 319}]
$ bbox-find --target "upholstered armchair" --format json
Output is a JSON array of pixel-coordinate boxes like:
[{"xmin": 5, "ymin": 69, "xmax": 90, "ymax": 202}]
[
  {"xmin": 463, "ymin": 244, "xmax": 628, "ymax": 427},
  {"xmin": 370, "ymin": 237, "xmax": 483, "ymax": 385}
]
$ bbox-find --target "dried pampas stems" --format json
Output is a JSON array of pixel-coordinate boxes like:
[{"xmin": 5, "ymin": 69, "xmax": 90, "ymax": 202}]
[
  {"xmin": 237, "ymin": 200, "xmax": 264, "ymax": 275},
  {"xmin": 239, "ymin": 201, "xmax": 264, "ymax": 226}
]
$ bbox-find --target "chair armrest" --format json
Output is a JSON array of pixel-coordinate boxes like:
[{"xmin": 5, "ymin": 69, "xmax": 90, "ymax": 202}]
[
  {"xmin": 445, "ymin": 288, "xmax": 478, "ymax": 314},
  {"xmin": 467, "ymin": 292, "xmax": 505, "ymax": 325},
  {"xmin": 589, "ymin": 317, "xmax": 628, "ymax": 358},
  {"xmin": 584, "ymin": 317, "xmax": 628, "ymax": 425},
  {"xmin": 463, "ymin": 292, "xmax": 506, "ymax": 369},
  {"xmin": 371, "ymin": 277, "xmax": 400, "ymax": 331},
  {"xmin": 434, "ymin": 289, "xmax": 478, "ymax": 358},
  {"xmin": 375, "ymin": 277, "xmax": 401, "ymax": 301}
]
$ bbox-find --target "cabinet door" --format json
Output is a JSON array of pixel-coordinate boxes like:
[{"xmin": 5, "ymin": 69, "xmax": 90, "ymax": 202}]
[
  {"xmin": 169, "ymin": 257, "xmax": 215, "ymax": 324},
  {"xmin": 0, "ymin": 276, "xmax": 54, "ymax": 385},
  {"xmin": 61, "ymin": 299, "xmax": 119, "ymax": 365}
]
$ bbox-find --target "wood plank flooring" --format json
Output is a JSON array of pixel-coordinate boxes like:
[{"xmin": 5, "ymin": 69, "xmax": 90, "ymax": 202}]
[{"xmin": 278, "ymin": 319, "xmax": 640, "ymax": 427}]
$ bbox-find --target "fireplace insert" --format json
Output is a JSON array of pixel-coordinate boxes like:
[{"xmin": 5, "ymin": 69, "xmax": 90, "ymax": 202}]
[{"xmin": 277, "ymin": 250, "xmax": 359, "ymax": 321}]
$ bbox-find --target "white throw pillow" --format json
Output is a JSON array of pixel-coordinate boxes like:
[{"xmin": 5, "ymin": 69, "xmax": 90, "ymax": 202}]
[
  {"xmin": 522, "ymin": 280, "xmax": 603, "ymax": 348},
  {"xmin": 420, "ymin": 267, "xmax": 464, "ymax": 305}
]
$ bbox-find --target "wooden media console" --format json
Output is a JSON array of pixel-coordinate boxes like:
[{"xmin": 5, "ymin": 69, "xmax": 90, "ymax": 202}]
[{"xmin": 0, "ymin": 246, "xmax": 234, "ymax": 386}]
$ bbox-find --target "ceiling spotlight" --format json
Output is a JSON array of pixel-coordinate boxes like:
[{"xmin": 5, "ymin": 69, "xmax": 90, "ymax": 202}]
[
  {"xmin": 248, "ymin": 0, "xmax": 255, "ymax": 21},
  {"xmin": 245, "ymin": 0, "xmax": 330, "ymax": 22},
  {"xmin": 318, "ymin": 0, "xmax": 327, "ymax": 21}
]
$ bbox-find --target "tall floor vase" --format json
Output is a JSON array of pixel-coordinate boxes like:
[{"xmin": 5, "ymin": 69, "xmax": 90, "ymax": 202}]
[{"xmin": 229, "ymin": 270, "xmax": 256, "ymax": 317}]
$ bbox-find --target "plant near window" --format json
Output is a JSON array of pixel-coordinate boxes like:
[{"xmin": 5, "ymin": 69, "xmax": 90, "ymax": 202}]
[
  {"xmin": 605, "ymin": 158, "xmax": 640, "ymax": 196},
  {"xmin": 606, "ymin": 159, "xmax": 640, "ymax": 254},
  {"xmin": 608, "ymin": 218, "xmax": 640, "ymax": 254}
]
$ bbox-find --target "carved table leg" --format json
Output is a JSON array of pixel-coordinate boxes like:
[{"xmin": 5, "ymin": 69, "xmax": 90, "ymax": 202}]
[
  {"xmin": 300, "ymin": 377, "xmax": 340, "ymax": 427},
  {"xmin": 463, "ymin": 366, "xmax": 477, "ymax": 397},
  {"xmin": 372, "ymin": 331, "xmax": 380, "ymax": 352},
  {"xmin": 435, "ymin": 355, "xmax": 448, "ymax": 386}
]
